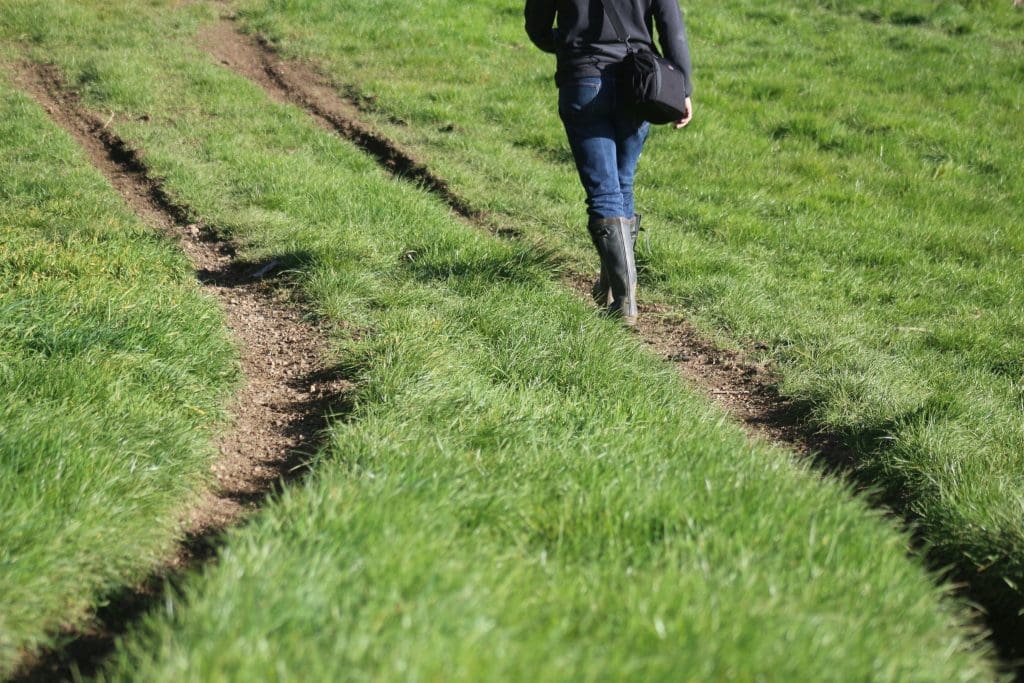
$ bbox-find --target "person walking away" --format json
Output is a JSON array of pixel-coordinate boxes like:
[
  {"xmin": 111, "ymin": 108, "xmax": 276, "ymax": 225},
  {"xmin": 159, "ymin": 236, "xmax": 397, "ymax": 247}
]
[{"xmin": 524, "ymin": 0, "xmax": 693, "ymax": 325}]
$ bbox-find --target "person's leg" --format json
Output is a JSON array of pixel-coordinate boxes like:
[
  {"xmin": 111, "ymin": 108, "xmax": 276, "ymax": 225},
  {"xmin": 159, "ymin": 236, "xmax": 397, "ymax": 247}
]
[
  {"xmin": 611, "ymin": 113, "xmax": 647, "ymax": 322},
  {"xmin": 576, "ymin": 75, "xmax": 649, "ymax": 308},
  {"xmin": 558, "ymin": 77, "xmax": 624, "ymax": 219},
  {"xmin": 559, "ymin": 75, "xmax": 638, "ymax": 324},
  {"xmin": 612, "ymin": 87, "xmax": 651, "ymax": 221},
  {"xmin": 608, "ymin": 78, "xmax": 648, "ymax": 323}
]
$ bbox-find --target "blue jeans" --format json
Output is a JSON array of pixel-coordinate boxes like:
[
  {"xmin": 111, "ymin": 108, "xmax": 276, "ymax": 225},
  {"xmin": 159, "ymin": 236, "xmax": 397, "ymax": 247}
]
[{"xmin": 558, "ymin": 72, "xmax": 650, "ymax": 220}]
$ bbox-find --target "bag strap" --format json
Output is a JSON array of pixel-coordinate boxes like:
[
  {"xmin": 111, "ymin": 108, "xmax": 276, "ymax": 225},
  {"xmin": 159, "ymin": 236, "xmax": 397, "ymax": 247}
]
[{"xmin": 594, "ymin": 0, "xmax": 635, "ymax": 53}]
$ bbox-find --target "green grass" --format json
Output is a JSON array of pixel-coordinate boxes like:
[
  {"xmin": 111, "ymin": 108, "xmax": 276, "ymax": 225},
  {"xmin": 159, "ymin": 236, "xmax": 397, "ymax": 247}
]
[
  {"xmin": 230, "ymin": 0, "xmax": 1024, "ymax": 639},
  {"xmin": 0, "ymin": 1, "xmax": 1009, "ymax": 679},
  {"xmin": 0, "ymin": 68, "xmax": 237, "ymax": 674}
]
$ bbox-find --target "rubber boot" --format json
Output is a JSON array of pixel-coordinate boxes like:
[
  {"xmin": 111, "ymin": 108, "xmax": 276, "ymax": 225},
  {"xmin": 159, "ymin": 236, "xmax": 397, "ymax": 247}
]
[
  {"xmin": 592, "ymin": 215, "xmax": 640, "ymax": 307},
  {"xmin": 587, "ymin": 216, "xmax": 638, "ymax": 325}
]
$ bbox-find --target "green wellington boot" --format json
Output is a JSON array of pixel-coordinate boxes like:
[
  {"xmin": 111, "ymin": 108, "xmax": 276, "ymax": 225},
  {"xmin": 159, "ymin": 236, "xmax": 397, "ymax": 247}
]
[
  {"xmin": 587, "ymin": 216, "xmax": 638, "ymax": 325},
  {"xmin": 591, "ymin": 215, "xmax": 640, "ymax": 309}
]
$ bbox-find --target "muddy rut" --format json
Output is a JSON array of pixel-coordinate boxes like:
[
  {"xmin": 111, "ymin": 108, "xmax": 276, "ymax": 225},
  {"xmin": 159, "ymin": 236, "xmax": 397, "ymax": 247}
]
[
  {"xmin": 198, "ymin": 21, "xmax": 479, "ymax": 221},
  {"xmin": 8, "ymin": 63, "xmax": 351, "ymax": 681}
]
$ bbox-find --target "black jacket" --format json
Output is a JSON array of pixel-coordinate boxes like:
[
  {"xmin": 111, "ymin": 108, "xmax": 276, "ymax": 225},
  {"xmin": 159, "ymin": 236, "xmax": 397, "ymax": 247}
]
[{"xmin": 524, "ymin": 0, "xmax": 693, "ymax": 95}]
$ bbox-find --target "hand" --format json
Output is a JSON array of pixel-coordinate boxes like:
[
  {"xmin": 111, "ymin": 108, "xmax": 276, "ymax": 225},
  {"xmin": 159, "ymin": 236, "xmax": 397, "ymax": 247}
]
[{"xmin": 674, "ymin": 97, "xmax": 693, "ymax": 129}]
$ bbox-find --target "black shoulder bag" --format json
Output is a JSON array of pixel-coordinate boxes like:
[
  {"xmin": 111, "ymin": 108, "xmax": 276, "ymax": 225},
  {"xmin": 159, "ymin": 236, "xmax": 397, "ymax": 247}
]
[{"xmin": 597, "ymin": 0, "xmax": 689, "ymax": 124}]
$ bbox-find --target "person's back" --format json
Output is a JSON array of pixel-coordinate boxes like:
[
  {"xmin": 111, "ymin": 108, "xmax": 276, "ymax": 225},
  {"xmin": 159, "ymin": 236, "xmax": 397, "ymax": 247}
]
[
  {"xmin": 525, "ymin": 0, "xmax": 692, "ymax": 95},
  {"xmin": 524, "ymin": 0, "xmax": 694, "ymax": 325}
]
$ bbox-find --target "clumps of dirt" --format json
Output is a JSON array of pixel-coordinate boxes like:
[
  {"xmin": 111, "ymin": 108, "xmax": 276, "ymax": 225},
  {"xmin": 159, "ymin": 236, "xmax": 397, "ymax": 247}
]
[
  {"xmin": 197, "ymin": 19, "xmax": 480, "ymax": 220},
  {"xmin": 8, "ymin": 63, "xmax": 352, "ymax": 680}
]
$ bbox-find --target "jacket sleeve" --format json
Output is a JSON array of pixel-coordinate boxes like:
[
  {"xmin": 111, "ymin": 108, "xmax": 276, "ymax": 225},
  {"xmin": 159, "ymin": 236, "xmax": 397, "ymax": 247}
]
[
  {"xmin": 652, "ymin": 0, "xmax": 693, "ymax": 96},
  {"xmin": 524, "ymin": 0, "xmax": 558, "ymax": 53}
]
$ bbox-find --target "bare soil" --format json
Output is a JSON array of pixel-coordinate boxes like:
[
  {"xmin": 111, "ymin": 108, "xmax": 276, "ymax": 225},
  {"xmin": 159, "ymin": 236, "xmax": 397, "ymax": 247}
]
[
  {"xmin": 3, "ymin": 10, "xmax": 1006, "ymax": 679},
  {"xmin": 195, "ymin": 17, "xmax": 1024, "ymax": 676},
  {"xmin": 199, "ymin": 17, "xmax": 855, "ymax": 471},
  {"xmin": 8, "ymin": 62, "xmax": 352, "ymax": 681},
  {"xmin": 198, "ymin": 20, "xmax": 480, "ymax": 220}
]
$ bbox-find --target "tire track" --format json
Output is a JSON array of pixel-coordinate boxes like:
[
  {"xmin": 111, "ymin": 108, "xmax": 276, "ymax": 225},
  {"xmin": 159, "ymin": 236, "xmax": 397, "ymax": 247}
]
[
  {"xmin": 198, "ymin": 18, "xmax": 1024, "ymax": 672},
  {"xmin": 198, "ymin": 21, "xmax": 480, "ymax": 222},
  {"xmin": 198, "ymin": 17, "xmax": 852, "ymax": 470},
  {"xmin": 7, "ymin": 63, "xmax": 353, "ymax": 682}
]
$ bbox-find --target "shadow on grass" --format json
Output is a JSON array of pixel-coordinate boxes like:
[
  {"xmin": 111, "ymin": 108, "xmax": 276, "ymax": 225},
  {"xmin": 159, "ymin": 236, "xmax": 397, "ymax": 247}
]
[
  {"xmin": 12, "ymin": 373, "xmax": 355, "ymax": 683},
  {"xmin": 192, "ymin": 246, "xmax": 316, "ymax": 288},
  {"xmin": 401, "ymin": 242, "xmax": 561, "ymax": 291},
  {"xmin": 773, "ymin": 395, "xmax": 1024, "ymax": 672}
]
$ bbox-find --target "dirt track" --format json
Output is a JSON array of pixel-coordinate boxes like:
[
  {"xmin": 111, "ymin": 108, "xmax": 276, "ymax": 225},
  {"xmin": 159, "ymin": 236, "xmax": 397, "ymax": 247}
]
[
  {"xmin": 199, "ymin": 20, "xmax": 480, "ymax": 221},
  {"xmin": 199, "ymin": 17, "xmax": 855, "ymax": 471},
  {"xmin": 5, "ymin": 12, "xmax": 990, "ymax": 682},
  {"xmin": 8, "ymin": 62, "xmax": 352, "ymax": 682}
]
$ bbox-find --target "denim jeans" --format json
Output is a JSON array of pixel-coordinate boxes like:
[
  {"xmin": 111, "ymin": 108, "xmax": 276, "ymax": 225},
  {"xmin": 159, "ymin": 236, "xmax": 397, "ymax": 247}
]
[{"xmin": 558, "ymin": 72, "xmax": 650, "ymax": 220}]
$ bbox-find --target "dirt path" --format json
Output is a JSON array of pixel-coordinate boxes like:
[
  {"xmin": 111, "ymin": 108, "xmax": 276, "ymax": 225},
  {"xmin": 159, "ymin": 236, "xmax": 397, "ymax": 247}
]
[
  {"xmin": 198, "ymin": 17, "xmax": 853, "ymax": 471},
  {"xmin": 197, "ymin": 20, "xmax": 1024, "ymax": 671},
  {"xmin": 8, "ymin": 63, "xmax": 352, "ymax": 681},
  {"xmin": 3, "ymin": 11, "xmax": 1006, "ymax": 679},
  {"xmin": 198, "ymin": 20, "xmax": 479, "ymax": 221}
]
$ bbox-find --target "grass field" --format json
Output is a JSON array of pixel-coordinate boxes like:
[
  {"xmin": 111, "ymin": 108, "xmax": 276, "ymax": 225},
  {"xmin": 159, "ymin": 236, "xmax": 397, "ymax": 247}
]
[
  {"xmin": 0, "ymin": 70, "xmax": 236, "ymax": 674},
  {"xmin": 233, "ymin": 0, "xmax": 1024, "ymax": 643},
  {"xmin": 0, "ymin": 0, "xmax": 1020, "ymax": 679}
]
